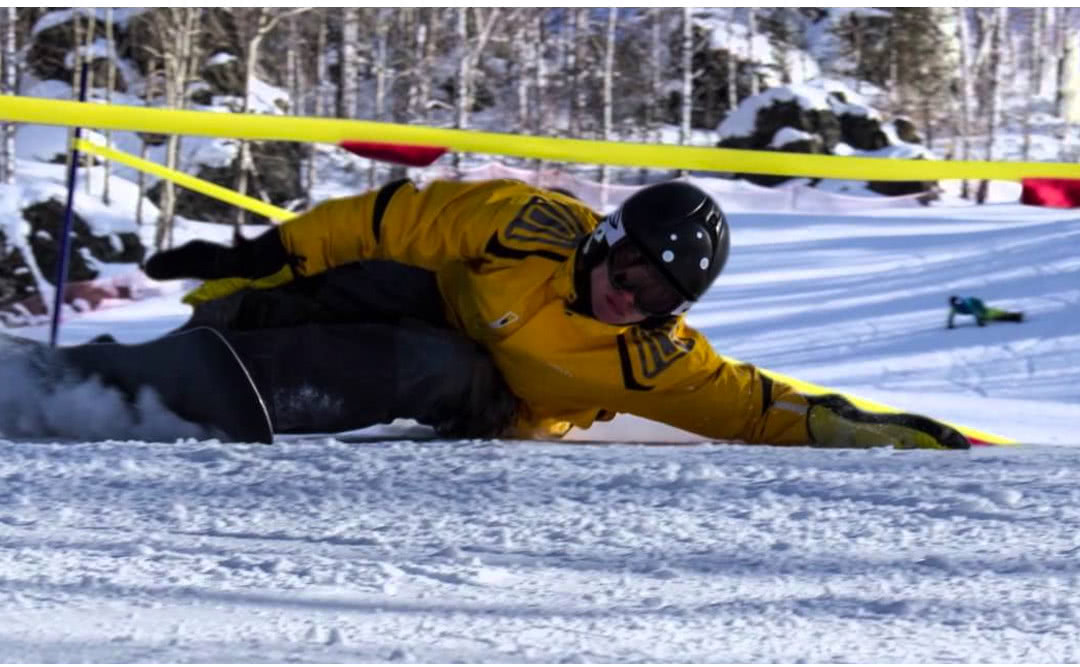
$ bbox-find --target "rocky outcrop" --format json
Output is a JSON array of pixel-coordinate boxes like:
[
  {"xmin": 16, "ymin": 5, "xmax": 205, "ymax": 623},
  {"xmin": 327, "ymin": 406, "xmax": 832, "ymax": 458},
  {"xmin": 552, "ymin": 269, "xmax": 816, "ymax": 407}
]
[
  {"xmin": 717, "ymin": 86, "xmax": 938, "ymax": 198},
  {"xmin": 0, "ymin": 199, "xmax": 145, "ymax": 313}
]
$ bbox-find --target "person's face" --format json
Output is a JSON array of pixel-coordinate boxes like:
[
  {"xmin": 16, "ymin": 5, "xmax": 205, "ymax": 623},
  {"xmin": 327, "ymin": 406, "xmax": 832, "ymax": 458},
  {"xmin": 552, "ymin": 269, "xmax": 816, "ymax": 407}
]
[
  {"xmin": 589, "ymin": 242, "xmax": 686, "ymax": 325},
  {"xmin": 590, "ymin": 261, "xmax": 647, "ymax": 325}
]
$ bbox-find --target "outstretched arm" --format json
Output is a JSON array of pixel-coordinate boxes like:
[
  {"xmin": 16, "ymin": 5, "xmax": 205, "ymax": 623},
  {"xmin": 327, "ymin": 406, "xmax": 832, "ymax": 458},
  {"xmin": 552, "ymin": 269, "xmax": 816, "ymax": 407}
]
[{"xmin": 610, "ymin": 325, "xmax": 967, "ymax": 449}]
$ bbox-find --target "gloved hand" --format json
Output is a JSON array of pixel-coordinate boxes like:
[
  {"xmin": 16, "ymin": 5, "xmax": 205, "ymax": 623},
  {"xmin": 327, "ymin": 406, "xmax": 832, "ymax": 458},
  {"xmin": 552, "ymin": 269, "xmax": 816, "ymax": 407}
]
[
  {"xmin": 806, "ymin": 394, "xmax": 969, "ymax": 450},
  {"xmin": 144, "ymin": 228, "xmax": 290, "ymax": 281}
]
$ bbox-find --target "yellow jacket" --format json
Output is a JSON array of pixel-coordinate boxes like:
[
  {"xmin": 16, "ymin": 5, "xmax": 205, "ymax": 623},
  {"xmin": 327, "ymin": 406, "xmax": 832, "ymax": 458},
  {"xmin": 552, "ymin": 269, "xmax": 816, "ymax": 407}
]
[{"xmin": 188, "ymin": 179, "xmax": 813, "ymax": 444}]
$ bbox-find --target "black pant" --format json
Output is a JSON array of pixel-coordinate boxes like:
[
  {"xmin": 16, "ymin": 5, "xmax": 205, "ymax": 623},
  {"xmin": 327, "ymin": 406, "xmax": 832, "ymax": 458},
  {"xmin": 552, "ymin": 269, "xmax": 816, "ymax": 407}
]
[{"xmin": 182, "ymin": 261, "xmax": 516, "ymax": 438}]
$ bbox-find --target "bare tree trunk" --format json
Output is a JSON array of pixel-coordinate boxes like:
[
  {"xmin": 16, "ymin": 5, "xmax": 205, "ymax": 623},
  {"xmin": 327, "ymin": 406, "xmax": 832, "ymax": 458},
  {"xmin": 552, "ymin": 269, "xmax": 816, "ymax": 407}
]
[
  {"xmin": 851, "ymin": 14, "xmax": 862, "ymax": 94},
  {"xmin": 454, "ymin": 8, "xmax": 469, "ymax": 171},
  {"xmin": 534, "ymin": 12, "xmax": 547, "ymax": 135},
  {"xmin": 747, "ymin": 8, "xmax": 759, "ymax": 96},
  {"xmin": 955, "ymin": 7, "xmax": 973, "ymax": 199},
  {"xmin": 453, "ymin": 8, "xmax": 502, "ymax": 170},
  {"xmin": 2, "ymin": 7, "xmax": 16, "ymax": 185},
  {"xmin": 569, "ymin": 8, "xmax": 587, "ymax": 139},
  {"xmin": 680, "ymin": 6, "xmax": 693, "ymax": 161},
  {"xmin": 650, "ymin": 9, "xmax": 663, "ymax": 137},
  {"xmin": 65, "ymin": 11, "xmax": 82, "ymax": 180},
  {"xmin": 889, "ymin": 24, "xmax": 900, "ymax": 114},
  {"xmin": 136, "ymin": 62, "xmax": 159, "ymax": 229},
  {"xmin": 726, "ymin": 11, "xmax": 737, "ymax": 111},
  {"xmin": 976, "ymin": 7, "xmax": 1006, "ymax": 205},
  {"xmin": 533, "ymin": 11, "xmax": 548, "ymax": 180},
  {"xmin": 369, "ymin": 8, "xmax": 390, "ymax": 188},
  {"xmin": 234, "ymin": 9, "xmax": 263, "ymax": 231},
  {"xmin": 418, "ymin": 8, "xmax": 435, "ymax": 123},
  {"xmin": 314, "ymin": 13, "xmax": 327, "ymax": 118},
  {"xmin": 150, "ymin": 9, "xmax": 201, "ymax": 250},
  {"xmin": 1032, "ymin": 8, "xmax": 1045, "ymax": 98},
  {"xmin": 306, "ymin": 12, "xmax": 327, "ymax": 195},
  {"xmin": 599, "ymin": 8, "xmax": 616, "ymax": 206},
  {"xmin": 339, "ymin": 8, "xmax": 360, "ymax": 119},
  {"xmin": 515, "ymin": 21, "xmax": 530, "ymax": 132},
  {"xmin": 1062, "ymin": 31, "xmax": 1080, "ymax": 160},
  {"xmin": 232, "ymin": 9, "xmax": 307, "ymax": 230},
  {"xmin": 1055, "ymin": 8, "xmax": 1069, "ymax": 119},
  {"xmin": 1022, "ymin": 10, "xmax": 1038, "ymax": 161},
  {"xmin": 81, "ymin": 10, "xmax": 96, "ymax": 195},
  {"xmin": 287, "ymin": 15, "xmax": 300, "ymax": 115},
  {"xmin": 103, "ymin": 7, "xmax": 115, "ymax": 204}
]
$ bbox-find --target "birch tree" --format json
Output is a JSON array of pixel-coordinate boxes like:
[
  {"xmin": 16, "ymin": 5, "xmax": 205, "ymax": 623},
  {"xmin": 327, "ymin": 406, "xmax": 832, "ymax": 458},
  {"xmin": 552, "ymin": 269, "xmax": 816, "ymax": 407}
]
[
  {"xmin": 599, "ymin": 8, "xmax": 616, "ymax": 206},
  {"xmin": 80, "ymin": 10, "xmax": 96, "ymax": 194},
  {"xmin": 139, "ymin": 8, "xmax": 201, "ymax": 250},
  {"xmin": 453, "ymin": 8, "xmax": 502, "ymax": 169},
  {"xmin": 65, "ymin": 10, "xmax": 83, "ymax": 180},
  {"xmin": 1055, "ymin": 8, "xmax": 1069, "ymax": 119},
  {"xmin": 2, "ymin": 8, "xmax": 16, "ymax": 185},
  {"xmin": 954, "ymin": 7, "xmax": 973, "ymax": 199},
  {"xmin": 726, "ymin": 11, "xmax": 738, "ymax": 111},
  {"xmin": 568, "ymin": 8, "xmax": 588, "ymax": 139},
  {"xmin": 1022, "ymin": 8, "xmax": 1040, "ymax": 160},
  {"xmin": 514, "ymin": 16, "xmax": 531, "ymax": 134},
  {"xmin": 286, "ymin": 14, "xmax": 300, "ymax": 115},
  {"xmin": 102, "ymin": 7, "xmax": 115, "ymax": 204},
  {"xmin": 339, "ymin": 8, "xmax": 360, "ymax": 119},
  {"xmin": 305, "ymin": 11, "xmax": 327, "ymax": 194},
  {"xmin": 368, "ymin": 7, "xmax": 392, "ymax": 187},
  {"xmin": 227, "ymin": 8, "xmax": 309, "ymax": 229},
  {"xmin": 533, "ymin": 11, "xmax": 548, "ymax": 138},
  {"xmin": 747, "ymin": 8, "xmax": 759, "ymax": 96},
  {"xmin": 135, "ymin": 63, "xmax": 162, "ymax": 228},
  {"xmin": 679, "ymin": 7, "xmax": 693, "ymax": 149},
  {"xmin": 976, "ymin": 7, "xmax": 1006, "ymax": 205}
]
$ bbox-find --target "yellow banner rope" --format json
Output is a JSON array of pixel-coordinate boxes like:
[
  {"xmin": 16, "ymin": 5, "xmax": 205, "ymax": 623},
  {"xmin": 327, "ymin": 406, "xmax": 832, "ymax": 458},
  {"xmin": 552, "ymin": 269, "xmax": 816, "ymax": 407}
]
[{"xmin": 2, "ymin": 95, "xmax": 1076, "ymax": 182}]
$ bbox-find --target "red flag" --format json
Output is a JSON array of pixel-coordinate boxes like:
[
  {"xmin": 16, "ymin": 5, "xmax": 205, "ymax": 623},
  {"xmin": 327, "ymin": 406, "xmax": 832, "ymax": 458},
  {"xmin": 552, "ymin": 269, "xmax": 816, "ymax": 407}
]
[
  {"xmin": 339, "ymin": 140, "xmax": 447, "ymax": 167},
  {"xmin": 1021, "ymin": 178, "xmax": 1080, "ymax": 208}
]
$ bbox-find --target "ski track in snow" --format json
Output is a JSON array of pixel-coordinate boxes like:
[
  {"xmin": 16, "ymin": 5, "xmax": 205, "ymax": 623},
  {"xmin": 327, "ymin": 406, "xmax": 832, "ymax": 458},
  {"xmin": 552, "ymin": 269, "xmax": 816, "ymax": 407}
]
[{"xmin": 2, "ymin": 437, "xmax": 1080, "ymax": 662}]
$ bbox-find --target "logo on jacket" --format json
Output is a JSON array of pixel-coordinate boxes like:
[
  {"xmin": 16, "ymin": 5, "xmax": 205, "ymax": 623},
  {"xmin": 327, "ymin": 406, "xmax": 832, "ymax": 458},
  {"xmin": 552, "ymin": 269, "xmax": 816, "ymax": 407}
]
[
  {"xmin": 485, "ymin": 196, "xmax": 589, "ymax": 263},
  {"xmin": 490, "ymin": 311, "xmax": 519, "ymax": 329},
  {"xmin": 616, "ymin": 321, "xmax": 695, "ymax": 390}
]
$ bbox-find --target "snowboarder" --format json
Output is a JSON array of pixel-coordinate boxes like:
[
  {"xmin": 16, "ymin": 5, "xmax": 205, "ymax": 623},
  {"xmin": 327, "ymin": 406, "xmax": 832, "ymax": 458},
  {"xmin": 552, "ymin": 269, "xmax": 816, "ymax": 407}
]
[
  {"xmin": 947, "ymin": 295, "xmax": 1024, "ymax": 328},
  {"xmin": 139, "ymin": 178, "xmax": 968, "ymax": 449}
]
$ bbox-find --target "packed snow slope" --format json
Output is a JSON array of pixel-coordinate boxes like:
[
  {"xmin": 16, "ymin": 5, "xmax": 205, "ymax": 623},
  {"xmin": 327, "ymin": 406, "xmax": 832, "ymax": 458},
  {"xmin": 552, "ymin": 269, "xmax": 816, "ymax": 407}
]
[{"xmin": 2, "ymin": 199, "xmax": 1080, "ymax": 661}]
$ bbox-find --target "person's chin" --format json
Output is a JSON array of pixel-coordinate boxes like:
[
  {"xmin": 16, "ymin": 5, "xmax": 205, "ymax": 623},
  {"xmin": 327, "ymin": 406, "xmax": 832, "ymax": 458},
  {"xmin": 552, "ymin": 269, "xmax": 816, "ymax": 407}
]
[{"xmin": 599, "ymin": 296, "xmax": 624, "ymax": 325}]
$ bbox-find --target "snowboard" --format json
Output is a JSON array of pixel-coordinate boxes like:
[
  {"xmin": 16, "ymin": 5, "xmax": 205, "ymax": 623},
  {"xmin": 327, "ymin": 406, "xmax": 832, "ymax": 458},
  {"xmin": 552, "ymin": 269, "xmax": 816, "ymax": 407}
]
[{"xmin": 55, "ymin": 327, "xmax": 274, "ymax": 443}]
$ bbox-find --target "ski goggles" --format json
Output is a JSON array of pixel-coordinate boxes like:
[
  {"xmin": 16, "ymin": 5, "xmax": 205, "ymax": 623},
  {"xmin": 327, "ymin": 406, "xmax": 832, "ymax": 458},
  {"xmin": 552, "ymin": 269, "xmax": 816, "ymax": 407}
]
[{"xmin": 606, "ymin": 241, "xmax": 687, "ymax": 317}]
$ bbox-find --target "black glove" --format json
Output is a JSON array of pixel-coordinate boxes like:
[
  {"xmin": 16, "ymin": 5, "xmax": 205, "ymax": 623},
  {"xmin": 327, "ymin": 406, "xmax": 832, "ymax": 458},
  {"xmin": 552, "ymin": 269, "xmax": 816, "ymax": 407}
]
[
  {"xmin": 806, "ymin": 394, "xmax": 969, "ymax": 450},
  {"xmin": 144, "ymin": 228, "xmax": 290, "ymax": 281}
]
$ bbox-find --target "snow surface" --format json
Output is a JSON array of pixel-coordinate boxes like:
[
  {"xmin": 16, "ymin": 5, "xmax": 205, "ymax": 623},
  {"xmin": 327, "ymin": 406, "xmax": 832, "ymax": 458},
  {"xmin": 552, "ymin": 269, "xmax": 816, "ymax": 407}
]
[{"xmin": 2, "ymin": 194, "xmax": 1080, "ymax": 660}]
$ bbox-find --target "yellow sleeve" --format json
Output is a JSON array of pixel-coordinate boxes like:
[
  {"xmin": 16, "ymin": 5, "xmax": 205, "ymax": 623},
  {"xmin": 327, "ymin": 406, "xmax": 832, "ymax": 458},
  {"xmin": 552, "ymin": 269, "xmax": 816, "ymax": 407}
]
[
  {"xmin": 278, "ymin": 179, "xmax": 582, "ymax": 276},
  {"xmin": 611, "ymin": 323, "xmax": 812, "ymax": 445}
]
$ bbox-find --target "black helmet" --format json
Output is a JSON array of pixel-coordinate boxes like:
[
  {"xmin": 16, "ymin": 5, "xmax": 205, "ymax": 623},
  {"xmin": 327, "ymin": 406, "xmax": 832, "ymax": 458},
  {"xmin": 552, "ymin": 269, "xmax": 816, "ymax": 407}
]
[{"xmin": 579, "ymin": 181, "xmax": 729, "ymax": 316}]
